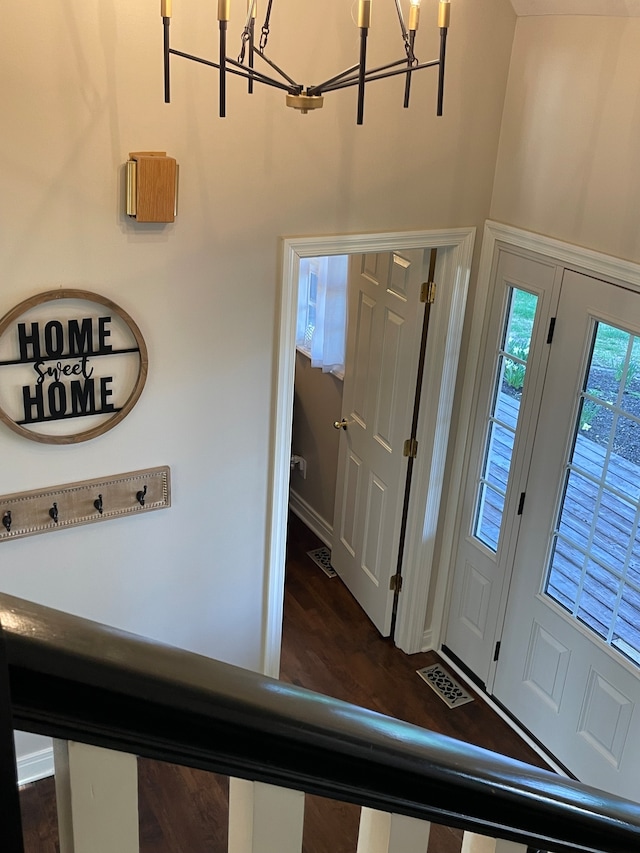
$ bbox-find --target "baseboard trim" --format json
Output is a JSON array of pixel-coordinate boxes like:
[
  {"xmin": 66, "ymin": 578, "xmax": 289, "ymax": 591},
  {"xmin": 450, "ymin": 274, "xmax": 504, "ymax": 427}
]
[
  {"xmin": 17, "ymin": 747, "xmax": 54, "ymax": 786},
  {"xmin": 438, "ymin": 649, "xmax": 570, "ymax": 778},
  {"xmin": 421, "ymin": 629, "xmax": 434, "ymax": 652},
  {"xmin": 289, "ymin": 490, "xmax": 333, "ymax": 547}
]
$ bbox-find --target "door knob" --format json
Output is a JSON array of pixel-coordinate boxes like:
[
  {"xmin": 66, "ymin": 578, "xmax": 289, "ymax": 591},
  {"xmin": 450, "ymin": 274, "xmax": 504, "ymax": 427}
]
[{"xmin": 334, "ymin": 418, "xmax": 349, "ymax": 430}]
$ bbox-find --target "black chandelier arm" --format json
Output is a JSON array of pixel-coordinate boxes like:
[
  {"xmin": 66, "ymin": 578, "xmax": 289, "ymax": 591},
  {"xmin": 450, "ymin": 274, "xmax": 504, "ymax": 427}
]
[
  {"xmin": 320, "ymin": 57, "xmax": 439, "ymax": 95},
  {"xmin": 226, "ymin": 56, "xmax": 297, "ymax": 92},
  {"xmin": 163, "ymin": 17, "xmax": 171, "ymax": 103},
  {"xmin": 252, "ymin": 47, "xmax": 300, "ymax": 89},
  {"xmin": 168, "ymin": 49, "xmax": 293, "ymax": 93},
  {"xmin": 437, "ymin": 27, "xmax": 447, "ymax": 116},
  {"xmin": 306, "ymin": 64, "xmax": 360, "ymax": 98},
  {"xmin": 353, "ymin": 56, "xmax": 418, "ymax": 84},
  {"xmin": 248, "ymin": 18, "xmax": 255, "ymax": 93},
  {"xmin": 227, "ymin": 56, "xmax": 302, "ymax": 94},
  {"xmin": 219, "ymin": 19, "xmax": 228, "ymax": 118},
  {"xmin": 357, "ymin": 26, "xmax": 368, "ymax": 125}
]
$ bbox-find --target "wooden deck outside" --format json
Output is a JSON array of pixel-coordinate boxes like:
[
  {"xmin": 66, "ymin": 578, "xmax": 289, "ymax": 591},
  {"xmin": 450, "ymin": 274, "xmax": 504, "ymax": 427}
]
[{"xmin": 484, "ymin": 390, "xmax": 640, "ymax": 664}]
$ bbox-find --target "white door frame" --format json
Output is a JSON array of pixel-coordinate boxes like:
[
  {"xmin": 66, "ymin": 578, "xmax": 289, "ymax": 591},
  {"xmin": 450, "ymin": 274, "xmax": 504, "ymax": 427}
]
[
  {"xmin": 261, "ymin": 227, "xmax": 476, "ymax": 677},
  {"xmin": 437, "ymin": 220, "xmax": 640, "ymax": 692}
]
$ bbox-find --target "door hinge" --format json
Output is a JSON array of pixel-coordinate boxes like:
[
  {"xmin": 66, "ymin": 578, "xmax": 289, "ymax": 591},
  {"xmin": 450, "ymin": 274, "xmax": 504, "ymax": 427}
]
[
  {"xmin": 403, "ymin": 438, "xmax": 418, "ymax": 458},
  {"xmin": 517, "ymin": 492, "xmax": 526, "ymax": 515},
  {"xmin": 420, "ymin": 281, "xmax": 436, "ymax": 304},
  {"xmin": 390, "ymin": 573, "xmax": 403, "ymax": 592},
  {"xmin": 493, "ymin": 640, "xmax": 501, "ymax": 662},
  {"xmin": 547, "ymin": 317, "xmax": 556, "ymax": 344}
]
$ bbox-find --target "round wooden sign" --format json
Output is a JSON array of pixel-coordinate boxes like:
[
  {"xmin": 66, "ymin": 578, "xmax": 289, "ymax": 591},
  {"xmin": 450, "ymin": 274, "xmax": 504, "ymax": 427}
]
[{"xmin": 0, "ymin": 290, "xmax": 148, "ymax": 444}]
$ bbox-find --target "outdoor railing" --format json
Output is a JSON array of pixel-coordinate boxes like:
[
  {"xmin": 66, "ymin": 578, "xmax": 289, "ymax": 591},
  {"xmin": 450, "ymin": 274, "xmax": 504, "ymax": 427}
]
[{"xmin": 1, "ymin": 592, "xmax": 639, "ymax": 853}]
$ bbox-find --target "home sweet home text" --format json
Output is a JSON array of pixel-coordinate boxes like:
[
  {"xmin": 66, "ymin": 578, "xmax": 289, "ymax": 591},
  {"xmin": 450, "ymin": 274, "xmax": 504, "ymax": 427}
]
[{"xmin": 17, "ymin": 317, "xmax": 116, "ymax": 424}]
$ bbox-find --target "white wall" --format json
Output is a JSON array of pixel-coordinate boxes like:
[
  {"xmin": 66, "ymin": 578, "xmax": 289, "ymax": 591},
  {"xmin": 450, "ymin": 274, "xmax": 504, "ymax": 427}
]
[
  {"xmin": 492, "ymin": 16, "xmax": 640, "ymax": 264},
  {"xmin": 2, "ymin": 0, "xmax": 516, "ymax": 767}
]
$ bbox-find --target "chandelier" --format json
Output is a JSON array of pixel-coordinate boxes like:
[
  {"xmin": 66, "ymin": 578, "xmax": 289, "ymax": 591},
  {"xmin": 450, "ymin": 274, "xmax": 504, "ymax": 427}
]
[{"xmin": 160, "ymin": 0, "xmax": 451, "ymax": 125}]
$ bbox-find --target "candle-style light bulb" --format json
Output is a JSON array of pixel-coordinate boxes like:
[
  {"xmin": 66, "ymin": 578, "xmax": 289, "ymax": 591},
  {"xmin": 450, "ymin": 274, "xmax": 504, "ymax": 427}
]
[
  {"xmin": 408, "ymin": 0, "xmax": 420, "ymax": 31},
  {"xmin": 438, "ymin": 0, "xmax": 450, "ymax": 29}
]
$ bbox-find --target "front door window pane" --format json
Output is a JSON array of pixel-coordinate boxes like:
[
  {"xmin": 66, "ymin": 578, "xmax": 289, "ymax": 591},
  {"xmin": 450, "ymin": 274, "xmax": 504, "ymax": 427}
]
[
  {"xmin": 473, "ymin": 287, "xmax": 538, "ymax": 551},
  {"xmin": 545, "ymin": 320, "xmax": 640, "ymax": 666}
]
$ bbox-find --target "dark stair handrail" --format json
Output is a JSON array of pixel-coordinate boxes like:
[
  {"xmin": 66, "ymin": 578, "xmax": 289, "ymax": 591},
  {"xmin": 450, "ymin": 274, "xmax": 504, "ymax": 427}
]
[{"xmin": 1, "ymin": 593, "xmax": 639, "ymax": 853}]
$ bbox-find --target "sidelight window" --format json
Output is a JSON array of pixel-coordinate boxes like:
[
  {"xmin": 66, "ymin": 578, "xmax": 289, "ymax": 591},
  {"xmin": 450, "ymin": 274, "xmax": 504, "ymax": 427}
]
[{"xmin": 473, "ymin": 287, "xmax": 538, "ymax": 552}]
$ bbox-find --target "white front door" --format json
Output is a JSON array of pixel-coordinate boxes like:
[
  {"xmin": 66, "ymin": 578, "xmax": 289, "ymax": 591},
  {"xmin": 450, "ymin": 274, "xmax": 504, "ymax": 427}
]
[
  {"xmin": 494, "ymin": 269, "xmax": 640, "ymax": 800},
  {"xmin": 331, "ymin": 250, "xmax": 427, "ymax": 636}
]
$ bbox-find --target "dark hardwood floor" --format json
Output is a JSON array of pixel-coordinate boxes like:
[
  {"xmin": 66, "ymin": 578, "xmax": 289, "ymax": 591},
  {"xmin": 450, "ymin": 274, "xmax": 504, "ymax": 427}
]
[{"xmin": 18, "ymin": 513, "xmax": 549, "ymax": 852}]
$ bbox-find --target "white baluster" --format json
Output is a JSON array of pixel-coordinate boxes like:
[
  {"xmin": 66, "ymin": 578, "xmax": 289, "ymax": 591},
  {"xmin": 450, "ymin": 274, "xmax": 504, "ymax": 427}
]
[
  {"xmin": 462, "ymin": 833, "xmax": 528, "ymax": 853},
  {"xmin": 462, "ymin": 832, "xmax": 497, "ymax": 853},
  {"xmin": 357, "ymin": 807, "xmax": 431, "ymax": 853},
  {"xmin": 495, "ymin": 840, "xmax": 529, "ymax": 853},
  {"xmin": 228, "ymin": 777, "xmax": 305, "ymax": 853},
  {"xmin": 229, "ymin": 778, "xmax": 255, "ymax": 853},
  {"xmin": 53, "ymin": 740, "xmax": 139, "ymax": 853}
]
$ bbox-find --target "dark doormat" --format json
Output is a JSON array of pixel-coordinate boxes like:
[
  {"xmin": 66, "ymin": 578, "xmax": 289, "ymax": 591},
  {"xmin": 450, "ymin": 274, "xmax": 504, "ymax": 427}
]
[
  {"xmin": 307, "ymin": 547, "xmax": 337, "ymax": 578},
  {"xmin": 416, "ymin": 663, "xmax": 474, "ymax": 708}
]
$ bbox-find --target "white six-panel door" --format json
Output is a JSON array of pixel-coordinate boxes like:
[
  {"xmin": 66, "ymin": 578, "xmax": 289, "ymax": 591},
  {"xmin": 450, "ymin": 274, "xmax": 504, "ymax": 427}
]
[{"xmin": 332, "ymin": 251, "xmax": 427, "ymax": 635}]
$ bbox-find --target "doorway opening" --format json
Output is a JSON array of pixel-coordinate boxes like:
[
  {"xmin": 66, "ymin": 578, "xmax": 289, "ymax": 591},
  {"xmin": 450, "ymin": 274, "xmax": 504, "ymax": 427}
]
[
  {"xmin": 262, "ymin": 228, "xmax": 475, "ymax": 678},
  {"xmin": 293, "ymin": 248, "xmax": 436, "ymax": 638}
]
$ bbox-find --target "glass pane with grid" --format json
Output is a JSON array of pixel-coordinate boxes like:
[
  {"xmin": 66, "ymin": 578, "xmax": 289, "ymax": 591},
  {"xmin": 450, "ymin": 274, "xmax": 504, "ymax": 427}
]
[
  {"xmin": 545, "ymin": 321, "xmax": 640, "ymax": 666},
  {"xmin": 473, "ymin": 287, "xmax": 538, "ymax": 551}
]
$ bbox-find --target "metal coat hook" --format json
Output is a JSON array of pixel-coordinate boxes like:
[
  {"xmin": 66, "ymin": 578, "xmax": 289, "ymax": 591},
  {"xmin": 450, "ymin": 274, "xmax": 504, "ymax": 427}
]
[
  {"xmin": 2, "ymin": 511, "xmax": 11, "ymax": 532},
  {"xmin": 49, "ymin": 502, "xmax": 59, "ymax": 523},
  {"xmin": 136, "ymin": 485, "xmax": 147, "ymax": 507},
  {"xmin": 94, "ymin": 494, "xmax": 103, "ymax": 515}
]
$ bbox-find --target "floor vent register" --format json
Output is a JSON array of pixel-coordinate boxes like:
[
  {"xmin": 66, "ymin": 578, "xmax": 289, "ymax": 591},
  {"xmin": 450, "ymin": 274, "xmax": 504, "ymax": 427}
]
[
  {"xmin": 306, "ymin": 547, "xmax": 337, "ymax": 578},
  {"xmin": 416, "ymin": 663, "xmax": 474, "ymax": 709}
]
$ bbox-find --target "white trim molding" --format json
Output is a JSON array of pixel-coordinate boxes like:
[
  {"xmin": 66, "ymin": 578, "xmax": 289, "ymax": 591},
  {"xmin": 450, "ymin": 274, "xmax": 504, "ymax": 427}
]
[
  {"xmin": 421, "ymin": 629, "xmax": 435, "ymax": 652},
  {"xmin": 485, "ymin": 220, "xmax": 640, "ymax": 291},
  {"xmin": 262, "ymin": 227, "xmax": 476, "ymax": 677},
  {"xmin": 288, "ymin": 490, "xmax": 333, "ymax": 548},
  {"xmin": 17, "ymin": 746, "xmax": 54, "ymax": 786}
]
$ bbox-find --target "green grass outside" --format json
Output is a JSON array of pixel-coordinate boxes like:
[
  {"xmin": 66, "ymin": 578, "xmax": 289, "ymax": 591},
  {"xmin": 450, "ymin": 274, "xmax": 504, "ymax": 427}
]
[
  {"xmin": 505, "ymin": 290, "xmax": 537, "ymax": 355},
  {"xmin": 507, "ymin": 288, "xmax": 638, "ymax": 372},
  {"xmin": 592, "ymin": 325, "xmax": 639, "ymax": 372}
]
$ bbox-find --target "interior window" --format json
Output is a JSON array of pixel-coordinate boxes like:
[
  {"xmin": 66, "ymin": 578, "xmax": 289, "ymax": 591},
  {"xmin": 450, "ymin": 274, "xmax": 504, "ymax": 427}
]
[{"xmin": 296, "ymin": 256, "xmax": 348, "ymax": 378}]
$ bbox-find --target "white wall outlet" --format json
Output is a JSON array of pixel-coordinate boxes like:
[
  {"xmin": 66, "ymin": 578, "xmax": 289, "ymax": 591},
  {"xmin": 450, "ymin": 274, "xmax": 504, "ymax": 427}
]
[{"xmin": 290, "ymin": 455, "xmax": 307, "ymax": 479}]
